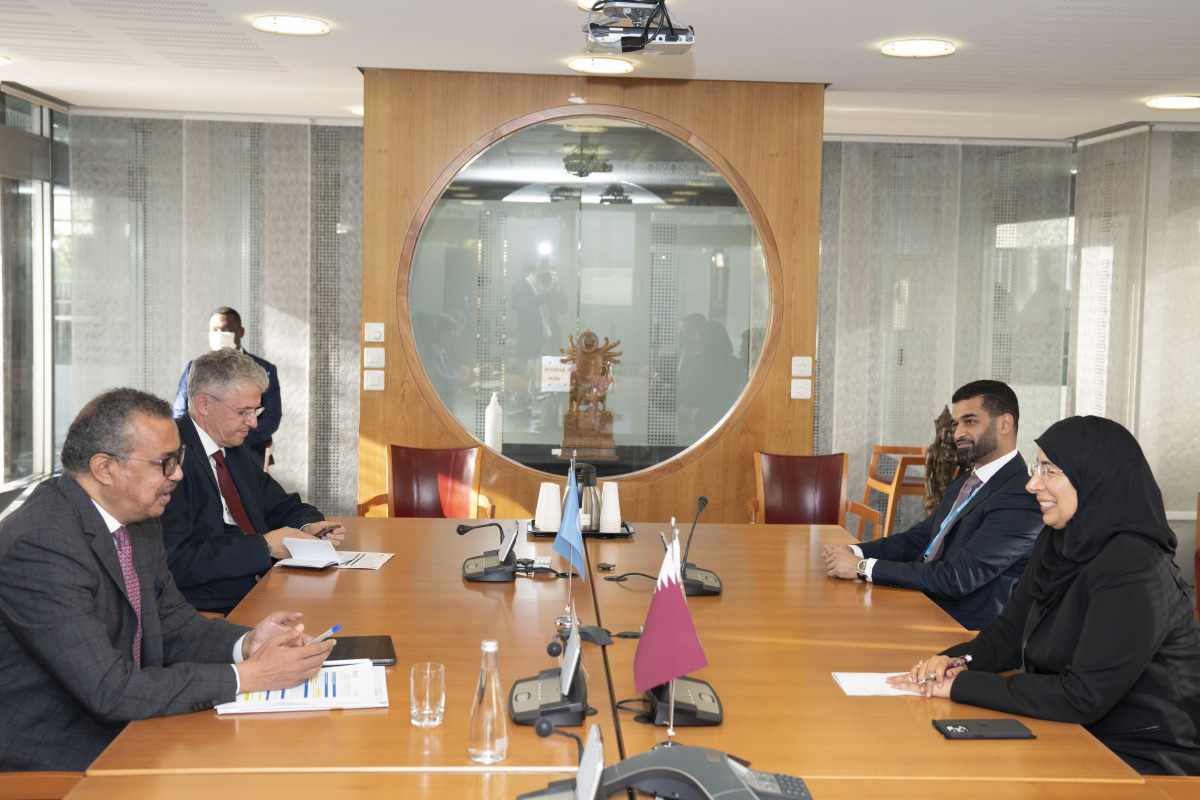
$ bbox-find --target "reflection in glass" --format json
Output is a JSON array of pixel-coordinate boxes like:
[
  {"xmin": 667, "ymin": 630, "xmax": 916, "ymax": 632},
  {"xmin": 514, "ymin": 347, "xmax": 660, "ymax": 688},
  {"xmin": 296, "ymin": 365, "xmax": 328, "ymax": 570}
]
[
  {"xmin": 1, "ymin": 94, "xmax": 38, "ymax": 134},
  {"xmin": 409, "ymin": 117, "xmax": 768, "ymax": 475}
]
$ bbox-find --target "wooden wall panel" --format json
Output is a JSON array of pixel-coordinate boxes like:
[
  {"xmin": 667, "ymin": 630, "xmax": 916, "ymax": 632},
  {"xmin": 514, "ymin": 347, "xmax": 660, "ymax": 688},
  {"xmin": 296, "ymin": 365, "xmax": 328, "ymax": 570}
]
[{"xmin": 360, "ymin": 69, "xmax": 824, "ymax": 524}]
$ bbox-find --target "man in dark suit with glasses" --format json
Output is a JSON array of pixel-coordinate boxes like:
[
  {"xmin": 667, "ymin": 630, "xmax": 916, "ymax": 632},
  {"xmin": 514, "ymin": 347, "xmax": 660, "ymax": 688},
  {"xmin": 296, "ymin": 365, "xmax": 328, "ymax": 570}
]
[
  {"xmin": 162, "ymin": 349, "xmax": 343, "ymax": 614},
  {"xmin": 0, "ymin": 388, "xmax": 334, "ymax": 771}
]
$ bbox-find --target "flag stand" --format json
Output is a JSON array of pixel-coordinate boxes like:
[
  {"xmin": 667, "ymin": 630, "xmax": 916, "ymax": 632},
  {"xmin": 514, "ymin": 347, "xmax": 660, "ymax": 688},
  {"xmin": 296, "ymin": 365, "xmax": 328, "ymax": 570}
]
[
  {"xmin": 660, "ymin": 526, "xmax": 682, "ymax": 747},
  {"xmin": 662, "ymin": 677, "xmax": 679, "ymax": 746},
  {"xmin": 554, "ymin": 451, "xmax": 582, "ymax": 632}
]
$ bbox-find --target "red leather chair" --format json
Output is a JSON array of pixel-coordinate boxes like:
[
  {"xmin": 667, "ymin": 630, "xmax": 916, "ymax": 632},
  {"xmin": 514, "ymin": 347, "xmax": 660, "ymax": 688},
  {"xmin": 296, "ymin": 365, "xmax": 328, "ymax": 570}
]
[
  {"xmin": 358, "ymin": 445, "xmax": 495, "ymax": 519},
  {"xmin": 748, "ymin": 452, "xmax": 879, "ymax": 536}
]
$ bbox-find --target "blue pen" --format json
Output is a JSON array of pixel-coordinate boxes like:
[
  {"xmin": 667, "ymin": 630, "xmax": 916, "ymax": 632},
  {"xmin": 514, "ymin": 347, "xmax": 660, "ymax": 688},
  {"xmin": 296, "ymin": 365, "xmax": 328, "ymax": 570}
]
[{"xmin": 311, "ymin": 624, "xmax": 341, "ymax": 644}]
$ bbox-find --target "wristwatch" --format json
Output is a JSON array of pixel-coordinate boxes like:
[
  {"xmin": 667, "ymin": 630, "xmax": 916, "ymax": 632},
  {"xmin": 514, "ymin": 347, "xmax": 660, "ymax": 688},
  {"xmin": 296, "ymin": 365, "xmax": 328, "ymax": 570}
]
[{"xmin": 856, "ymin": 559, "xmax": 869, "ymax": 582}]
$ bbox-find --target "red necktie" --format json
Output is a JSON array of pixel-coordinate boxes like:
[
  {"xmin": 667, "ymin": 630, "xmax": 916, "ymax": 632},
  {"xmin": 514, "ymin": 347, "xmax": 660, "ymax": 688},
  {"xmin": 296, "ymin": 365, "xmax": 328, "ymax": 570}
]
[
  {"xmin": 212, "ymin": 449, "xmax": 256, "ymax": 535},
  {"xmin": 112, "ymin": 526, "xmax": 143, "ymax": 668}
]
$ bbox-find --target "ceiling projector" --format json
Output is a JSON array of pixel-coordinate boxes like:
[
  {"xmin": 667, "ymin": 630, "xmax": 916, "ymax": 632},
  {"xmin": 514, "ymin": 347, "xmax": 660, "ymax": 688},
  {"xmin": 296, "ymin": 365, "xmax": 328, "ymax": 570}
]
[{"xmin": 584, "ymin": 0, "xmax": 694, "ymax": 56}]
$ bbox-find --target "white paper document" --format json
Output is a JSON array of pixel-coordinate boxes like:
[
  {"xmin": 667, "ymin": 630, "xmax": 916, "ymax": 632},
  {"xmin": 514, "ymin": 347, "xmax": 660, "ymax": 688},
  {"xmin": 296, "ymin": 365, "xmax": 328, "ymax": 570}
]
[
  {"xmin": 334, "ymin": 550, "xmax": 394, "ymax": 569},
  {"xmin": 832, "ymin": 672, "xmax": 917, "ymax": 696},
  {"xmin": 277, "ymin": 538, "xmax": 394, "ymax": 570},
  {"xmin": 215, "ymin": 659, "xmax": 389, "ymax": 714}
]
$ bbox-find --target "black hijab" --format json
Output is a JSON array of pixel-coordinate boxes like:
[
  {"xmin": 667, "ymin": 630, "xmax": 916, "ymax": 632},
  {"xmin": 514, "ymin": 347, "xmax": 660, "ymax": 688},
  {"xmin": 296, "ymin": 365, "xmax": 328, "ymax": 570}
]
[{"xmin": 1028, "ymin": 415, "xmax": 1176, "ymax": 607}]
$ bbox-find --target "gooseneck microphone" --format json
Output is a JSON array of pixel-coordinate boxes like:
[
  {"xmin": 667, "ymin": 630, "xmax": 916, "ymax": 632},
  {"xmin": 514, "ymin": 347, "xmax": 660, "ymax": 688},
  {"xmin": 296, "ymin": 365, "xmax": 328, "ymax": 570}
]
[
  {"xmin": 456, "ymin": 521, "xmax": 504, "ymax": 545},
  {"xmin": 459, "ymin": 522, "xmax": 517, "ymax": 583},
  {"xmin": 679, "ymin": 495, "xmax": 722, "ymax": 597},
  {"xmin": 681, "ymin": 495, "xmax": 708, "ymax": 565},
  {"xmin": 534, "ymin": 717, "xmax": 584, "ymax": 762}
]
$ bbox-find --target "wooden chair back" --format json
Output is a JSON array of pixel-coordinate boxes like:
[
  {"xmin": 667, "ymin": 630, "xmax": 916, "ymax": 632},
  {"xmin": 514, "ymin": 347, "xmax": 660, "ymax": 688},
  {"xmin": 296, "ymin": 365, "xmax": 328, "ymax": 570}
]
[{"xmin": 861, "ymin": 445, "xmax": 927, "ymax": 539}]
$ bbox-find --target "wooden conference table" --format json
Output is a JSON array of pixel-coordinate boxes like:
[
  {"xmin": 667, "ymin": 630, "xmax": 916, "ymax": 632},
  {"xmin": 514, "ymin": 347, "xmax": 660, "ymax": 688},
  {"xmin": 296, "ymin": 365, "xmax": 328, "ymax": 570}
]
[
  {"xmin": 81, "ymin": 517, "xmax": 1147, "ymax": 795},
  {"xmin": 88, "ymin": 517, "xmax": 607, "ymax": 775},
  {"xmin": 590, "ymin": 524, "xmax": 1139, "ymax": 783}
]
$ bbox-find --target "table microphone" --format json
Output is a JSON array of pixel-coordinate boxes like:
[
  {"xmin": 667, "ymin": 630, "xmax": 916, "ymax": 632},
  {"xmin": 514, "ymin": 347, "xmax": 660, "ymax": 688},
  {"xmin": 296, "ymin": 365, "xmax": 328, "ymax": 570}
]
[
  {"xmin": 680, "ymin": 496, "xmax": 722, "ymax": 597},
  {"xmin": 534, "ymin": 717, "xmax": 583, "ymax": 762},
  {"xmin": 681, "ymin": 496, "xmax": 707, "ymax": 564},
  {"xmin": 456, "ymin": 521, "xmax": 504, "ymax": 545}
]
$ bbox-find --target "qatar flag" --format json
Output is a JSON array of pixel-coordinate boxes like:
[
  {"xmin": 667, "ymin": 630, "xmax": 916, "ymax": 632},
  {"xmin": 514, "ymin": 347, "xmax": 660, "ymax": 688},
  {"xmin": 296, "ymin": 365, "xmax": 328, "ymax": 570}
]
[{"xmin": 632, "ymin": 536, "xmax": 707, "ymax": 694}]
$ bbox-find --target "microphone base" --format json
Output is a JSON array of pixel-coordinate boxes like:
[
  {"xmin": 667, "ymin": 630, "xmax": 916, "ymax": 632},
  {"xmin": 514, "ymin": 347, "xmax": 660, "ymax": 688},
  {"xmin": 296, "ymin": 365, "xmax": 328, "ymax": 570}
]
[
  {"xmin": 509, "ymin": 667, "xmax": 590, "ymax": 727},
  {"xmin": 681, "ymin": 563, "xmax": 722, "ymax": 596},
  {"xmin": 643, "ymin": 676, "xmax": 723, "ymax": 726},
  {"xmin": 462, "ymin": 549, "xmax": 517, "ymax": 582}
]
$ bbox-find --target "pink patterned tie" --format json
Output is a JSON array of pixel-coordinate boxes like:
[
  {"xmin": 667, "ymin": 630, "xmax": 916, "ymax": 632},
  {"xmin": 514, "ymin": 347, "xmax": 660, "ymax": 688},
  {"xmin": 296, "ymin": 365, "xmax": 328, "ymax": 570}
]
[
  {"xmin": 923, "ymin": 474, "xmax": 983, "ymax": 562},
  {"xmin": 113, "ymin": 526, "xmax": 143, "ymax": 668}
]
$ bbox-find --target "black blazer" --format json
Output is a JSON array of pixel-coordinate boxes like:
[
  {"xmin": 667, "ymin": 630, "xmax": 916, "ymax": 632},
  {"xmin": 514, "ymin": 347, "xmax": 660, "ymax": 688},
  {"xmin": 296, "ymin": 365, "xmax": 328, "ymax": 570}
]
[
  {"xmin": 947, "ymin": 530, "xmax": 1200, "ymax": 775},
  {"xmin": 0, "ymin": 475, "xmax": 247, "ymax": 771},
  {"xmin": 857, "ymin": 453, "xmax": 1043, "ymax": 630},
  {"xmin": 162, "ymin": 417, "xmax": 324, "ymax": 611}
]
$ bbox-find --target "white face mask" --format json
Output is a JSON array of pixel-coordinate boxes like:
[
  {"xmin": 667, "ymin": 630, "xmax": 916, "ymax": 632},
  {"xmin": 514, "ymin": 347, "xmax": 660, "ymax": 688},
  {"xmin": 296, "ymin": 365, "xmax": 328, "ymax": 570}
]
[{"xmin": 209, "ymin": 330, "xmax": 236, "ymax": 351}]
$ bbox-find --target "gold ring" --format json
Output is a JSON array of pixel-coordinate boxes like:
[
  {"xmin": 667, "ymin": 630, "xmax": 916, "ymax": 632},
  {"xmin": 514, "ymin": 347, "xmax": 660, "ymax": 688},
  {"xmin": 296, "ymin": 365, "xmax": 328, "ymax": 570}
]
[{"xmin": 917, "ymin": 660, "xmax": 926, "ymax": 667}]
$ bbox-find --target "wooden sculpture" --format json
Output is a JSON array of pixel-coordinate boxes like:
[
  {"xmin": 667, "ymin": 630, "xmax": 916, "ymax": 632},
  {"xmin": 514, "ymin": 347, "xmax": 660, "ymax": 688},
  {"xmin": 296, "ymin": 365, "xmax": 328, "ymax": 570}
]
[
  {"xmin": 925, "ymin": 404, "xmax": 958, "ymax": 514},
  {"xmin": 559, "ymin": 330, "xmax": 622, "ymax": 461}
]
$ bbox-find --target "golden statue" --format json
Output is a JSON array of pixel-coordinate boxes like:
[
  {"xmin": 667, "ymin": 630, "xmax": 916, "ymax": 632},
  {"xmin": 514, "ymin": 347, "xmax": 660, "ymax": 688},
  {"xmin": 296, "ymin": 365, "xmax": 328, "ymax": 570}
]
[{"xmin": 558, "ymin": 330, "xmax": 622, "ymax": 461}]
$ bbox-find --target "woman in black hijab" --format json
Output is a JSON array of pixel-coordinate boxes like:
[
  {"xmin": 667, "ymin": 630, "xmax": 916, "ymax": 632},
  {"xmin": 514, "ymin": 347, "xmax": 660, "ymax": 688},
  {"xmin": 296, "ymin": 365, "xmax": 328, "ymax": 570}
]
[{"xmin": 891, "ymin": 416, "xmax": 1200, "ymax": 775}]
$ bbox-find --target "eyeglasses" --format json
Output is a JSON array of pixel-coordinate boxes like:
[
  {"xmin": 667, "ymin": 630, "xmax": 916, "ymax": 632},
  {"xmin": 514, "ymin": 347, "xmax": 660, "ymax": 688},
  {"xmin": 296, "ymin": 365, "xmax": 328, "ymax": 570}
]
[
  {"xmin": 204, "ymin": 392, "xmax": 264, "ymax": 421},
  {"xmin": 1026, "ymin": 461, "xmax": 1067, "ymax": 480},
  {"xmin": 107, "ymin": 444, "xmax": 187, "ymax": 476}
]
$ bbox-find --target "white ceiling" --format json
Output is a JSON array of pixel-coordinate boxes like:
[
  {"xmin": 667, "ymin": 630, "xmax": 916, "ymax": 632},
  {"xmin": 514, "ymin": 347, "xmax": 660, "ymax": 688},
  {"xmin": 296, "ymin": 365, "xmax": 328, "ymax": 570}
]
[{"xmin": 3, "ymin": 0, "xmax": 1200, "ymax": 140}]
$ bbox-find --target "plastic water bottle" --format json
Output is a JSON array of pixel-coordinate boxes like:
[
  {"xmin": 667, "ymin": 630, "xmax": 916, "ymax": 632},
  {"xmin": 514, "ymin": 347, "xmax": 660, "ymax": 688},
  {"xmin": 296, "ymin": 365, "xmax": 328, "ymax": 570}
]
[
  {"xmin": 468, "ymin": 639, "xmax": 508, "ymax": 764},
  {"xmin": 485, "ymin": 392, "xmax": 503, "ymax": 451}
]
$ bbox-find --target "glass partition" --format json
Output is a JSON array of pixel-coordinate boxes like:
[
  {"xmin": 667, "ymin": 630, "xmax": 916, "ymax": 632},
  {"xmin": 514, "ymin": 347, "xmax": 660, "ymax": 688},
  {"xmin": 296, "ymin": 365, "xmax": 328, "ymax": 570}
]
[{"xmin": 408, "ymin": 116, "xmax": 768, "ymax": 475}]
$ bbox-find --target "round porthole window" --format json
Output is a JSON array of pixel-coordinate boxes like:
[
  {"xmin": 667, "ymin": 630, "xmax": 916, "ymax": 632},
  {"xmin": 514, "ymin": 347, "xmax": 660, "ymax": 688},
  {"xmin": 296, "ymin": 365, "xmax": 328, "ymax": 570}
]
[{"xmin": 407, "ymin": 115, "xmax": 769, "ymax": 476}]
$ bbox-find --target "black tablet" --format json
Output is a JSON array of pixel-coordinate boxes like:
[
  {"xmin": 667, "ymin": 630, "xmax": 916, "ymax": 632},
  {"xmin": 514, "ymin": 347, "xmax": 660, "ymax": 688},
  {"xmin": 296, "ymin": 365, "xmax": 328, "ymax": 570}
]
[{"xmin": 326, "ymin": 635, "xmax": 397, "ymax": 666}]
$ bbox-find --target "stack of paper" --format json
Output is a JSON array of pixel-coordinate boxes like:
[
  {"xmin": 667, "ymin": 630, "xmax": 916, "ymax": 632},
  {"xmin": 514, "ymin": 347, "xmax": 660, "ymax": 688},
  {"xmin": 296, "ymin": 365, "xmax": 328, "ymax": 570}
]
[
  {"xmin": 277, "ymin": 538, "xmax": 395, "ymax": 570},
  {"xmin": 216, "ymin": 659, "xmax": 389, "ymax": 714}
]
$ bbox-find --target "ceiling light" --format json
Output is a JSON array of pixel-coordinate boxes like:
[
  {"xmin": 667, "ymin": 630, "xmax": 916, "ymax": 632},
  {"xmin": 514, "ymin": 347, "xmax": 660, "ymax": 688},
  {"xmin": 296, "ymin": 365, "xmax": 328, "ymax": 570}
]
[
  {"xmin": 563, "ymin": 137, "xmax": 613, "ymax": 177},
  {"xmin": 599, "ymin": 184, "xmax": 633, "ymax": 204},
  {"xmin": 881, "ymin": 39, "xmax": 955, "ymax": 58},
  {"xmin": 1146, "ymin": 96, "xmax": 1200, "ymax": 110},
  {"xmin": 577, "ymin": 0, "xmax": 595, "ymax": 9},
  {"xmin": 349, "ymin": 106, "xmax": 364, "ymax": 116},
  {"xmin": 251, "ymin": 15, "xmax": 330, "ymax": 35},
  {"xmin": 0, "ymin": 56, "xmax": 11, "ymax": 67},
  {"xmin": 568, "ymin": 56, "xmax": 633, "ymax": 75}
]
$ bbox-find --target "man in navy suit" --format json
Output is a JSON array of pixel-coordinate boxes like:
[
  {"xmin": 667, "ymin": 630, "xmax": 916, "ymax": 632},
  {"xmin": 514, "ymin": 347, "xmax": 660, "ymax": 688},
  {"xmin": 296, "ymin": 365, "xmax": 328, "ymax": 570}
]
[
  {"xmin": 162, "ymin": 349, "xmax": 344, "ymax": 613},
  {"xmin": 822, "ymin": 380, "xmax": 1043, "ymax": 630},
  {"xmin": 172, "ymin": 307, "xmax": 281, "ymax": 469}
]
